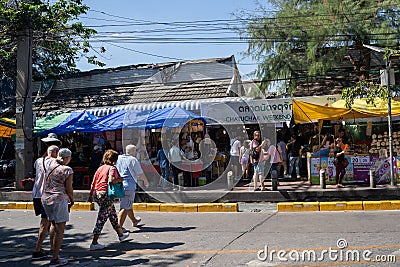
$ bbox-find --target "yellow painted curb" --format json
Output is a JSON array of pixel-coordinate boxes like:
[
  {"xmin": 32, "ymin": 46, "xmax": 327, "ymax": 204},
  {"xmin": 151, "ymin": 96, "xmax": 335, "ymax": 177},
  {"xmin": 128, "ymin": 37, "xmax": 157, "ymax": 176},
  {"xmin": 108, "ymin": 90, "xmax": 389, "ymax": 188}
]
[
  {"xmin": 133, "ymin": 203, "xmax": 161, "ymax": 212},
  {"xmin": 297, "ymin": 202, "xmax": 319, "ymax": 212},
  {"xmin": 277, "ymin": 202, "xmax": 294, "ymax": 212},
  {"xmin": 364, "ymin": 200, "xmax": 400, "ymax": 210},
  {"xmin": 277, "ymin": 202, "xmax": 319, "ymax": 212},
  {"xmin": 183, "ymin": 204, "xmax": 198, "ymax": 212},
  {"xmin": 363, "ymin": 201, "xmax": 382, "ymax": 210},
  {"xmin": 133, "ymin": 203, "xmax": 237, "ymax": 212},
  {"xmin": 72, "ymin": 202, "xmax": 94, "ymax": 211},
  {"xmin": 27, "ymin": 202, "xmax": 34, "ymax": 210},
  {"xmin": 0, "ymin": 201, "xmax": 95, "ymax": 211},
  {"xmin": 221, "ymin": 203, "xmax": 238, "ymax": 212},
  {"xmin": 391, "ymin": 200, "xmax": 400, "ymax": 209},
  {"xmin": 160, "ymin": 203, "xmax": 185, "ymax": 212},
  {"xmin": 198, "ymin": 203, "xmax": 223, "ymax": 212},
  {"xmin": 319, "ymin": 201, "xmax": 363, "ymax": 211},
  {"xmin": 276, "ymin": 200, "xmax": 400, "ymax": 212}
]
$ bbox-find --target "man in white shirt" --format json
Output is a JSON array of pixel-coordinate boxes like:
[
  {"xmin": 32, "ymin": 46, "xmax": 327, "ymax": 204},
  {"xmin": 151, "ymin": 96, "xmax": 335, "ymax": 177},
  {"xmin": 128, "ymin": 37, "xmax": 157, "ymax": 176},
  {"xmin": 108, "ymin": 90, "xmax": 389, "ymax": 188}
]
[
  {"xmin": 116, "ymin": 145, "xmax": 149, "ymax": 232},
  {"xmin": 230, "ymin": 135, "xmax": 242, "ymax": 179},
  {"xmin": 169, "ymin": 140, "xmax": 184, "ymax": 189},
  {"xmin": 32, "ymin": 145, "xmax": 59, "ymax": 260}
]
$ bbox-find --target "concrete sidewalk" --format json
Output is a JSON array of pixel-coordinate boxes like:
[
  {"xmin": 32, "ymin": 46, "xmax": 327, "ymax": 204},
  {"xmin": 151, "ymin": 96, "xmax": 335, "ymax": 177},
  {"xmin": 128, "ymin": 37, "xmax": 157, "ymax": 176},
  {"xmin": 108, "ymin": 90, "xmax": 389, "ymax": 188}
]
[{"xmin": 1, "ymin": 179, "xmax": 400, "ymax": 203}]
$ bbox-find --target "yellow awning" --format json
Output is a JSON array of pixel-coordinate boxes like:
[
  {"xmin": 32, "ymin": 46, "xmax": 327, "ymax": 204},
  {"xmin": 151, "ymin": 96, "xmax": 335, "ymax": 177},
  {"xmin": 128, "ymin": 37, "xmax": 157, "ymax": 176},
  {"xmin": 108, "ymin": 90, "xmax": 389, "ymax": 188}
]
[
  {"xmin": 293, "ymin": 98, "xmax": 400, "ymax": 124},
  {"xmin": 331, "ymin": 98, "xmax": 400, "ymax": 117},
  {"xmin": 0, "ymin": 118, "xmax": 16, "ymax": 138},
  {"xmin": 292, "ymin": 100, "xmax": 355, "ymax": 124}
]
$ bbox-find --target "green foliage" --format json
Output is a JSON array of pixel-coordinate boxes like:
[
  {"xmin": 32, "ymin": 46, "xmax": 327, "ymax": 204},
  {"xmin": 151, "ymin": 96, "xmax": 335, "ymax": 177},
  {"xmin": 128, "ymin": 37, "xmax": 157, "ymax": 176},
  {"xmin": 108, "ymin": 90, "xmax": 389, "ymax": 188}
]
[
  {"xmin": 0, "ymin": 0, "xmax": 104, "ymax": 80},
  {"xmin": 342, "ymin": 81, "xmax": 389, "ymax": 108},
  {"xmin": 236, "ymin": 0, "xmax": 400, "ymax": 95}
]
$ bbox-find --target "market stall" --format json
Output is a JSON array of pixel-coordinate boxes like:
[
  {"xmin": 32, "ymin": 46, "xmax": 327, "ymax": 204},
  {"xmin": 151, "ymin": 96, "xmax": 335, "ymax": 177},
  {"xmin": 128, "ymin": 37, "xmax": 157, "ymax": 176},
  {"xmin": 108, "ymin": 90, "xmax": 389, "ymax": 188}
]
[
  {"xmin": 121, "ymin": 106, "xmax": 207, "ymax": 187},
  {"xmin": 293, "ymin": 98, "xmax": 400, "ymax": 185}
]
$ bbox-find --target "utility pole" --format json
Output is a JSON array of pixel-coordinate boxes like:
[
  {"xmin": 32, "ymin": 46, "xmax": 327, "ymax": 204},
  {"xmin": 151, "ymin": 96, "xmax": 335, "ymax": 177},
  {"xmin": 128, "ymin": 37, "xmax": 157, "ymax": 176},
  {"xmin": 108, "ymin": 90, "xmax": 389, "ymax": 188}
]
[
  {"xmin": 385, "ymin": 56, "xmax": 395, "ymax": 186},
  {"xmin": 15, "ymin": 27, "xmax": 33, "ymax": 190}
]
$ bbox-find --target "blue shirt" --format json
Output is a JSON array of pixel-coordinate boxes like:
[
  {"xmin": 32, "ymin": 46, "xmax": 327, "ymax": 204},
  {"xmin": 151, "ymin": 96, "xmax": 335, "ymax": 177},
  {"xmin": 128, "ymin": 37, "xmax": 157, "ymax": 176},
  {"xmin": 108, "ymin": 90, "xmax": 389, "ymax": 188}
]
[
  {"xmin": 116, "ymin": 154, "xmax": 144, "ymax": 191},
  {"xmin": 156, "ymin": 149, "xmax": 169, "ymax": 168}
]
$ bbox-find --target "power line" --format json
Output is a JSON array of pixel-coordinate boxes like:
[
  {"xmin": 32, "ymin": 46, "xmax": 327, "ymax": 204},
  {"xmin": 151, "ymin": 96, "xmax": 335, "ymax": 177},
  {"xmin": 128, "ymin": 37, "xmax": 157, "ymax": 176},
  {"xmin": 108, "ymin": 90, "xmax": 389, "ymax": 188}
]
[{"xmin": 100, "ymin": 40, "xmax": 184, "ymax": 61}]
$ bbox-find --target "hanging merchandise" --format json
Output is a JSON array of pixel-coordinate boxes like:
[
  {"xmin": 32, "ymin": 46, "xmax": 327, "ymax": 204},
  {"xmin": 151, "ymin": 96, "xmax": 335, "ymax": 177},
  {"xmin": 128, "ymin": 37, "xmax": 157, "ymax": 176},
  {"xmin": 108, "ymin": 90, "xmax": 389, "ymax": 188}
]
[
  {"xmin": 197, "ymin": 122, "xmax": 204, "ymax": 132},
  {"xmin": 191, "ymin": 123, "xmax": 198, "ymax": 132},
  {"xmin": 187, "ymin": 136, "xmax": 194, "ymax": 147},
  {"xmin": 366, "ymin": 121, "xmax": 372, "ymax": 136}
]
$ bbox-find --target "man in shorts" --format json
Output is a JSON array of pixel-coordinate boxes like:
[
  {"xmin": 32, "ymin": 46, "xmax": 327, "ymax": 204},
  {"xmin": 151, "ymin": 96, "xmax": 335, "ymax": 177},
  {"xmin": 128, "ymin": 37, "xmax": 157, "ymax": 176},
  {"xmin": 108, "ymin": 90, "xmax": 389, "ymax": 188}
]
[
  {"xmin": 32, "ymin": 144, "xmax": 59, "ymax": 259},
  {"xmin": 116, "ymin": 145, "xmax": 149, "ymax": 232}
]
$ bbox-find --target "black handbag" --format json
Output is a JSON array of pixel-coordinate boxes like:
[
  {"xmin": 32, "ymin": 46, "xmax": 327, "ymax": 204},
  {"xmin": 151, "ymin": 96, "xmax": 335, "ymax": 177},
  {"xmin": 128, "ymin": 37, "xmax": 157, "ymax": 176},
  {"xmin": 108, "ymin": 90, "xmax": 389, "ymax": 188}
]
[{"xmin": 250, "ymin": 147, "xmax": 259, "ymax": 160}]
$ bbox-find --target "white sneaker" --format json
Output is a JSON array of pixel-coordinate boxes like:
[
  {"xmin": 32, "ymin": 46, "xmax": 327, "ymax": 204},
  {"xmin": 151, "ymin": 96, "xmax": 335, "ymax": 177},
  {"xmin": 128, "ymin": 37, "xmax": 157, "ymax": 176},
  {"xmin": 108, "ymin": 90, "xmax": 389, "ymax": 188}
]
[
  {"xmin": 89, "ymin": 243, "xmax": 105, "ymax": 251},
  {"xmin": 133, "ymin": 217, "xmax": 142, "ymax": 227},
  {"xmin": 119, "ymin": 232, "xmax": 130, "ymax": 242},
  {"xmin": 297, "ymin": 175, "xmax": 301, "ymax": 179},
  {"xmin": 49, "ymin": 257, "xmax": 68, "ymax": 267}
]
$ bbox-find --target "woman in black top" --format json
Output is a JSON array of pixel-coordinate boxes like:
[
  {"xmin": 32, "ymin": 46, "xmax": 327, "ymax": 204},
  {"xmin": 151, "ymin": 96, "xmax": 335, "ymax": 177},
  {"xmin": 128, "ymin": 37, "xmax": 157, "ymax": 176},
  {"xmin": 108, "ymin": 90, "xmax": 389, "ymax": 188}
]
[{"xmin": 333, "ymin": 138, "xmax": 346, "ymax": 188}]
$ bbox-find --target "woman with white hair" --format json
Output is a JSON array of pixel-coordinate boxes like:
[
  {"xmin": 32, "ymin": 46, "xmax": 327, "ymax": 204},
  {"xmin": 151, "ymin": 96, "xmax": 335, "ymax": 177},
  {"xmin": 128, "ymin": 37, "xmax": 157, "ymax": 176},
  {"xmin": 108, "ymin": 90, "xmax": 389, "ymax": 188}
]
[
  {"xmin": 264, "ymin": 138, "xmax": 282, "ymax": 179},
  {"xmin": 41, "ymin": 148, "xmax": 74, "ymax": 267},
  {"xmin": 116, "ymin": 144, "xmax": 149, "ymax": 232}
]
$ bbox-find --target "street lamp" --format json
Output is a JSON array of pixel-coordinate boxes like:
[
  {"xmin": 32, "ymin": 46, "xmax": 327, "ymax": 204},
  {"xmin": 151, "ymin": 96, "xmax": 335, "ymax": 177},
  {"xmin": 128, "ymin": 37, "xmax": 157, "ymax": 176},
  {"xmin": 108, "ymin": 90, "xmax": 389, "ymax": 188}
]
[{"xmin": 363, "ymin": 44, "xmax": 396, "ymax": 186}]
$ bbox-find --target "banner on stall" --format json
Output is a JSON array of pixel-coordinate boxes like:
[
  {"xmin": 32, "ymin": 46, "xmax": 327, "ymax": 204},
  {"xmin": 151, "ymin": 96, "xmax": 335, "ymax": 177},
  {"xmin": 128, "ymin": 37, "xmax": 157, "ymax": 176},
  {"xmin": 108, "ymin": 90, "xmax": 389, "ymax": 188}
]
[
  {"xmin": 201, "ymin": 99, "xmax": 292, "ymax": 125},
  {"xmin": 310, "ymin": 155, "xmax": 398, "ymax": 185}
]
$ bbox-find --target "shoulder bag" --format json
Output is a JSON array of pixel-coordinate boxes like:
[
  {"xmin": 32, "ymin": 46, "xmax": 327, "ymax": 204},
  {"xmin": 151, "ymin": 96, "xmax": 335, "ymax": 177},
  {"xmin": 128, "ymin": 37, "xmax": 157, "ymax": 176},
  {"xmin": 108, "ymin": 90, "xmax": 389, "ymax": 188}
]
[
  {"xmin": 250, "ymin": 140, "xmax": 260, "ymax": 160},
  {"xmin": 107, "ymin": 166, "xmax": 125, "ymax": 198}
]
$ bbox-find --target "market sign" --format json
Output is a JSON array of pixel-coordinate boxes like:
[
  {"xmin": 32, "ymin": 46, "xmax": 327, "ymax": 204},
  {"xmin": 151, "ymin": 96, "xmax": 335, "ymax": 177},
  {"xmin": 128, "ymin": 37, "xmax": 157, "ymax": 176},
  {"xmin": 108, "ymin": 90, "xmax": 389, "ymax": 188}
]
[{"xmin": 200, "ymin": 99, "xmax": 292, "ymax": 125}]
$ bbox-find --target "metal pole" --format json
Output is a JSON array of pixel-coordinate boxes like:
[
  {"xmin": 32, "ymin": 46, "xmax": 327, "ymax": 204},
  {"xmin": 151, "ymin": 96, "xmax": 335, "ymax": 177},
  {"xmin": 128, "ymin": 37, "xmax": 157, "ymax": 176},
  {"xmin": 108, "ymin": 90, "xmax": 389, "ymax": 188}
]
[{"xmin": 386, "ymin": 57, "xmax": 395, "ymax": 186}]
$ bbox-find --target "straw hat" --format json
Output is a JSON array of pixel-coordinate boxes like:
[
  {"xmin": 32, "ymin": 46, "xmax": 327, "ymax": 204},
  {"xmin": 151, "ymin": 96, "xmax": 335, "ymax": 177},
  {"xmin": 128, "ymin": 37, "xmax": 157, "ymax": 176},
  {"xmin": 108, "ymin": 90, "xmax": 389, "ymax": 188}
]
[{"xmin": 41, "ymin": 133, "xmax": 61, "ymax": 146}]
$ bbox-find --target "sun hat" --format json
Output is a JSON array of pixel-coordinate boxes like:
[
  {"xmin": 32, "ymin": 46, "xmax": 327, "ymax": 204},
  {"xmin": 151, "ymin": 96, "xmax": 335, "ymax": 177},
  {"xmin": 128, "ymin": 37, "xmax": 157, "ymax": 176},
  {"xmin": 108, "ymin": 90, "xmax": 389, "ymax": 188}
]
[{"xmin": 41, "ymin": 133, "xmax": 61, "ymax": 145}]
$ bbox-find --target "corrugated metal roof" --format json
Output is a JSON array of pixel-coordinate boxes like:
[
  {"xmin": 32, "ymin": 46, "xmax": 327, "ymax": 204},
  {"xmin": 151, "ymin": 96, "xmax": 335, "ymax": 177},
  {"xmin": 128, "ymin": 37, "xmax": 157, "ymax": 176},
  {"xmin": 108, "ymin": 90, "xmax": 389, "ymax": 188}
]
[
  {"xmin": 79, "ymin": 97, "xmax": 253, "ymax": 117},
  {"xmin": 33, "ymin": 56, "xmax": 244, "ymax": 117}
]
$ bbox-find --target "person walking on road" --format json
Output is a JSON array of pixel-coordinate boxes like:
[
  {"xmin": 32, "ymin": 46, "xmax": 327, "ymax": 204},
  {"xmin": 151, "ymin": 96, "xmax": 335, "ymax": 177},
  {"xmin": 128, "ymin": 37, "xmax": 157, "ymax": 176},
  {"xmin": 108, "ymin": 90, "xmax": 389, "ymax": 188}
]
[
  {"xmin": 88, "ymin": 149, "xmax": 130, "ymax": 251},
  {"xmin": 32, "ymin": 145, "xmax": 59, "ymax": 260},
  {"xmin": 116, "ymin": 145, "xmax": 149, "ymax": 232},
  {"xmin": 41, "ymin": 148, "xmax": 74, "ymax": 267}
]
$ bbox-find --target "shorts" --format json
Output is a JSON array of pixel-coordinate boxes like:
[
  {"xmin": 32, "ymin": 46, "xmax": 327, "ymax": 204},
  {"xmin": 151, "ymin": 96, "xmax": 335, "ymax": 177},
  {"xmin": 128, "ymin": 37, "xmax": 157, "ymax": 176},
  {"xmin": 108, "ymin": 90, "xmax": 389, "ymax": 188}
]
[
  {"xmin": 42, "ymin": 200, "xmax": 69, "ymax": 223},
  {"xmin": 253, "ymin": 162, "xmax": 265, "ymax": 175},
  {"xmin": 240, "ymin": 157, "xmax": 249, "ymax": 165},
  {"xmin": 120, "ymin": 190, "xmax": 135, "ymax": 210},
  {"xmin": 33, "ymin": 198, "xmax": 47, "ymax": 219},
  {"xmin": 230, "ymin": 156, "xmax": 240, "ymax": 167}
]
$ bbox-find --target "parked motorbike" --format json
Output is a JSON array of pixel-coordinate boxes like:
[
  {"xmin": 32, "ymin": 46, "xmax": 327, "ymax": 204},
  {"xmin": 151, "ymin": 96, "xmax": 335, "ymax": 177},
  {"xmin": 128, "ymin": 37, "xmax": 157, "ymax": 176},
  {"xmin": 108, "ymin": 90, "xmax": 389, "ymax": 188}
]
[{"xmin": 0, "ymin": 159, "xmax": 15, "ymax": 187}]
